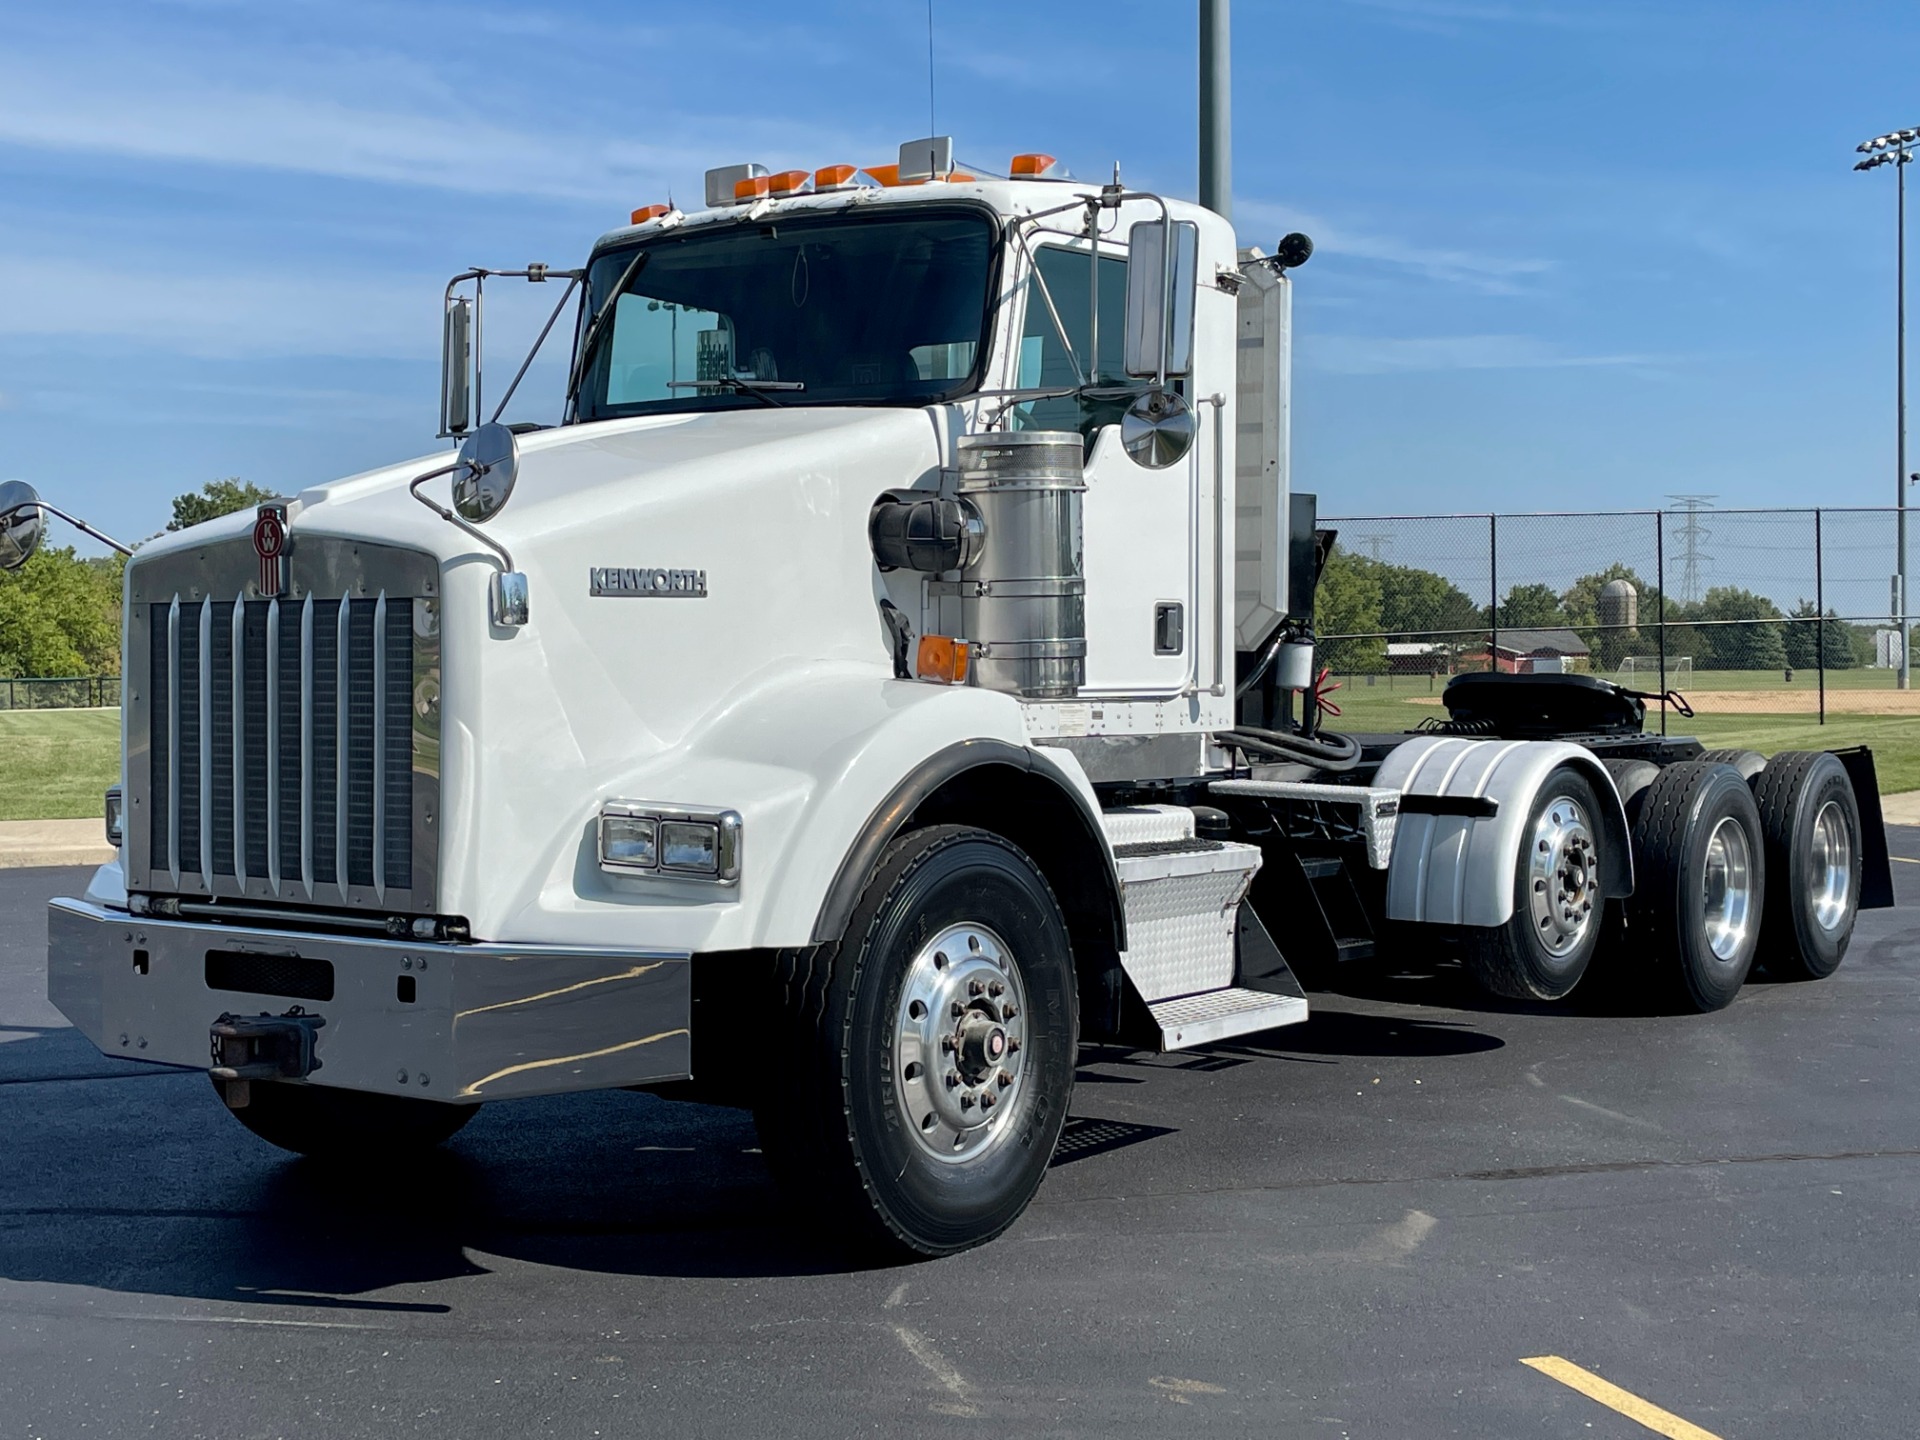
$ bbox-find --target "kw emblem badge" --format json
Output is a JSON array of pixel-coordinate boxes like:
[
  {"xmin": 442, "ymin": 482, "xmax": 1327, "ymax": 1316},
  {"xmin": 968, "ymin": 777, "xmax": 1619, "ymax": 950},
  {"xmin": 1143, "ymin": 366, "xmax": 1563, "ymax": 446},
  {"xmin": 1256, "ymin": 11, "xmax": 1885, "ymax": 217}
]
[{"xmin": 253, "ymin": 504, "xmax": 289, "ymax": 598}]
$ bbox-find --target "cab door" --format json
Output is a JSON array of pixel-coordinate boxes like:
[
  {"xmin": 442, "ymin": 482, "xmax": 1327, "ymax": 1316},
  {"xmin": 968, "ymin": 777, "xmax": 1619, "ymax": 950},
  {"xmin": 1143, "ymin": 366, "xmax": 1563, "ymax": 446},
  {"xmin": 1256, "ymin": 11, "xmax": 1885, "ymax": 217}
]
[{"xmin": 1012, "ymin": 245, "xmax": 1193, "ymax": 696}]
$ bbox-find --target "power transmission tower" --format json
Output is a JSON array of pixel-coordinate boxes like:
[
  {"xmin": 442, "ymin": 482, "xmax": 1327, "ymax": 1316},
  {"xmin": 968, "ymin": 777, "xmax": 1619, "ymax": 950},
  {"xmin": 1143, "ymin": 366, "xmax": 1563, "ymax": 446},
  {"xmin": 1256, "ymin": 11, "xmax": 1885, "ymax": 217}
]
[
  {"xmin": 1667, "ymin": 494, "xmax": 1716, "ymax": 604},
  {"xmin": 1355, "ymin": 533, "xmax": 1391, "ymax": 562}
]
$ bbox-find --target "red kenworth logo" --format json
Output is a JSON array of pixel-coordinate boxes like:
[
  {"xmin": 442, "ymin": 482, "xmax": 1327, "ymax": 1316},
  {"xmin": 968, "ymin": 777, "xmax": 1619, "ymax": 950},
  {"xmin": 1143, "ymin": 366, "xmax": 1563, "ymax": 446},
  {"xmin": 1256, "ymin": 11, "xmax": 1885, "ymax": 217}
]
[{"xmin": 253, "ymin": 504, "xmax": 288, "ymax": 598}]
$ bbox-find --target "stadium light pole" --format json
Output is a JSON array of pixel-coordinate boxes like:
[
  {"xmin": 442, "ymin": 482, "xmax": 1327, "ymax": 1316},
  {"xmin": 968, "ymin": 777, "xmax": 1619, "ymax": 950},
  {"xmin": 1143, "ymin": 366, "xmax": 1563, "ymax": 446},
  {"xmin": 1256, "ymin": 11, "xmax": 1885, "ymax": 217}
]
[{"xmin": 1856, "ymin": 127, "xmax": 1919, "ymax": 688}]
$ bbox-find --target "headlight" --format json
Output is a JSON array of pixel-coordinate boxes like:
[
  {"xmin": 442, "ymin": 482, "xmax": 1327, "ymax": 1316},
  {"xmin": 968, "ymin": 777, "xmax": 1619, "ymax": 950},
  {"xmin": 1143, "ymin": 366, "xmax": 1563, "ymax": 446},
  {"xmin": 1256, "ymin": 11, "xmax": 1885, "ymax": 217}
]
[
  {"xmin": 104, "ymin": 786, "xmax": 124, "ymax": 848},
  {"xmin": 598, "ymin": 802, "xmax": 740, "ymax": 883}
]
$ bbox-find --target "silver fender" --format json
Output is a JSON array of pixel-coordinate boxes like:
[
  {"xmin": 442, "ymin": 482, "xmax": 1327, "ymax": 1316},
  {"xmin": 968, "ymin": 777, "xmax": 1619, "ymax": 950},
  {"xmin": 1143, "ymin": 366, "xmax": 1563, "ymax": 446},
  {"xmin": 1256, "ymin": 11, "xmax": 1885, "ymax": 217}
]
[{"xmin": 1373, "ymin": 735, "xmax": 1633, "ymax": 927}]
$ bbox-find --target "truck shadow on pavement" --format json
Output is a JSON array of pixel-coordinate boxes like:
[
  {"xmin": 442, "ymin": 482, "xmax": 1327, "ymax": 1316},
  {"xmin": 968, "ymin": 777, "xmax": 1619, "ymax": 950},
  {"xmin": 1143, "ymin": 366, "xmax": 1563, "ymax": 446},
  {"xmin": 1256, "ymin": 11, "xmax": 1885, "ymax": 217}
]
[{"xmin": 0, "ymin": 998, "xmax": 1504, "ymax": 1307}]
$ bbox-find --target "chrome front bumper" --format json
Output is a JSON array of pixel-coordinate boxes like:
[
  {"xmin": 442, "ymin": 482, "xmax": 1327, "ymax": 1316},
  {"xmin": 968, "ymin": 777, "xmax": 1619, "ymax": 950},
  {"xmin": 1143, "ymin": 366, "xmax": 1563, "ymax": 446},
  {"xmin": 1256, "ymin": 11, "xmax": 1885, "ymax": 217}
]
[{"xmin": 47, "ymin": 899, "xmax": 691, "ymax": 1102}]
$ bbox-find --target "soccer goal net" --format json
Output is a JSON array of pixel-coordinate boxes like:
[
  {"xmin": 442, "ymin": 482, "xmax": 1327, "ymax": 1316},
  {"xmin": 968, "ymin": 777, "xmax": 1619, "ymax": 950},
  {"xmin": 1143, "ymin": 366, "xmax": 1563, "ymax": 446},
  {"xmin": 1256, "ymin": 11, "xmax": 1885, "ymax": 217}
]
[{"xmin": 1615, "ymin": 656, "xmax": 1691, "ymax": 684}]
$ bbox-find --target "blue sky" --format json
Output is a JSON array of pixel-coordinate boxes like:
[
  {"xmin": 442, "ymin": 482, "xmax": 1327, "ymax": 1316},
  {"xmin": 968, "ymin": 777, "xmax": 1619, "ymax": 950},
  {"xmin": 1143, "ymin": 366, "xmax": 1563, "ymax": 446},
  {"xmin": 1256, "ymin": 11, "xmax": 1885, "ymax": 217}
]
[{"xmin": 1, "ymin": 0, "xmax": 1915, "ymax": 554}]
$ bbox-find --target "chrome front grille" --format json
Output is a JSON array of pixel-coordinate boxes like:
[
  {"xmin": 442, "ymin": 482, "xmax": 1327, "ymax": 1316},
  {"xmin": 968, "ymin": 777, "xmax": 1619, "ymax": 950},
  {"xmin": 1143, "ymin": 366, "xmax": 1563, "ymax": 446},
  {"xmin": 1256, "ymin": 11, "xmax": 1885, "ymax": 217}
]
[{"xmin": 127, "ymin": 536, "xmax": 439, "ymax": 913}]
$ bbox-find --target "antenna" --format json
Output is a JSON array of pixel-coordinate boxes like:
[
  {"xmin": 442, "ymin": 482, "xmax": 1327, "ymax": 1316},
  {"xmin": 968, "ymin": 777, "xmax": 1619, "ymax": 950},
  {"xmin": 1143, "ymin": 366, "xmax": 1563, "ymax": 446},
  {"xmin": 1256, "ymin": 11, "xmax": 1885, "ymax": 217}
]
[{"xmin": 927, "ymin": 0, "xmax": 936, "ymax": 139}]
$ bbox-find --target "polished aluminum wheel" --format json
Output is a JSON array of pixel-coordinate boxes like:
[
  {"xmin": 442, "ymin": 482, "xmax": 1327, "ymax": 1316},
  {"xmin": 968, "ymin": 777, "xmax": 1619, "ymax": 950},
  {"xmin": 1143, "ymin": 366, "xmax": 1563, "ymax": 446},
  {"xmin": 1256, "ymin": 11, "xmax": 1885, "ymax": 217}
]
[
  {"xmin": 893, "ymin": 922, "xmax": 1028, "ymax": 1163},
  {"xmin": 1527, "ymin": 794, "xmax": 1600, "ymax": 958},
  {"xmin": 1701, "ymin": 815, "xmax": 1755, "ymax": 961},
  {"xmin": 1808, "ymin": 799, "xmax": 1853, "ymax": 934}
]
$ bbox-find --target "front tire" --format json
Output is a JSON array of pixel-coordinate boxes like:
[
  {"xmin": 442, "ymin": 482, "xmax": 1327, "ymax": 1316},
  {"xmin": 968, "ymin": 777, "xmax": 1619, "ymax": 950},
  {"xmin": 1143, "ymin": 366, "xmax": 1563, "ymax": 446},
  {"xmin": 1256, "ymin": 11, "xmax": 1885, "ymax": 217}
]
[
  {"xmin": 754, "ymin": 824, "xmax": 1078, "ymax": 1259},
  {"xmin": 1752, "ymin": 751, "xmax": 1862, "ymax": 980},
  {"xmin": 1626, "ymin": 761, "xmax": 1767, "ymax": 1012},
  {"xmin": 215, "ymin": 1078, "xmax": 479, "ymax": 1159},
  {"xmin": 1462, "ymin": 765, "xmax": 1607, "ymax": 1001}
]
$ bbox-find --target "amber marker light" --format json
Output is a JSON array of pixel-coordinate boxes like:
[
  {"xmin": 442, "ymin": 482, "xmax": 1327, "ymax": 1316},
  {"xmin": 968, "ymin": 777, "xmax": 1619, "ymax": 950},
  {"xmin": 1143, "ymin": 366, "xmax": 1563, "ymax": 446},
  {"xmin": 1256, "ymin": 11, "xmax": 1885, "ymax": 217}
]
[
  {"xmin": 915, "ymin": 636, "xmax": 971, "ymax": 686},
  {"xmin": 766, "ymin": 169, "xmax": 811, "ymax": 197},
  {"xmin": 629, "ymin": 204, "xmax": 672, "ymax": 224},
  {"xmin": 814, "ymin": 163, "xmax": 861, "ymax": 191},
  {"xmin": 733, "ymin": 173, "xmax": 774, "ymax": 201},
  {"xmin": 1009, "ymin": 152, "xmax": 1059, "ymax": 178}
]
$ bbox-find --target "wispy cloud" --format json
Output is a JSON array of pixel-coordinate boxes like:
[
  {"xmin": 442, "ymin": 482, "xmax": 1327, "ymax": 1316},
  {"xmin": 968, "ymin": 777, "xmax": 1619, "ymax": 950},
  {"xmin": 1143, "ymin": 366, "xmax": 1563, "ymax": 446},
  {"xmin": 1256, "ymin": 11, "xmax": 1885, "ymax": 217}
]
[
  {"xmin": 1237, "ymin": 198, "xmax": 1555, "ymax": 295},
  {"xmin": 1338, "ymin": 0, "xmax": 1618, "ymax": 32},
  {"xmin": 0, "ymin": 22, "xmax": 877, "ymax": 203},
  {"xmin": 1304, "ymin": 333, "xmax": 1671, "ymax": 375}
]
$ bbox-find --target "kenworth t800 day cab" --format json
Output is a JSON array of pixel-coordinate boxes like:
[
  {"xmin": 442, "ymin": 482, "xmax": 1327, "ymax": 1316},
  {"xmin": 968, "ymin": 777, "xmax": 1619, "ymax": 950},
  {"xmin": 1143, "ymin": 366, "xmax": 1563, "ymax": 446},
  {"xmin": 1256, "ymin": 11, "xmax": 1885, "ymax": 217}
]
[{"xmin": 10, "ymin": 138, "xmax": 1891, "ymax": 1257}]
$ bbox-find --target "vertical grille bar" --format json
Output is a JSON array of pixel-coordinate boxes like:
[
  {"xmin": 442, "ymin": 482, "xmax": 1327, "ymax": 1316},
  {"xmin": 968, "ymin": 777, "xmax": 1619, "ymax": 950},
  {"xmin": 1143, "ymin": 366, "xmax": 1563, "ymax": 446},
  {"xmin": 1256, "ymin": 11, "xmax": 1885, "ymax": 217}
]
[
  {"xmin": 167, "ymin": 595, "xmax": 181, "ymax": 889},
  {"xmin": 300, "ymin": 594, "xmax": 315, "ymax": 898},
  {"xmin": 198, "ymin": 599, "xmax": 212, "ymax": 880},
  {"xmin": 266, "ymin": 597, "xmax": 280, "ymax": 895},
  {"xmin": 231, "ymin": 594, "xmax": 247, "ymax": 884},
  {"xmin": 372, "ymin": 590, "xmax": 387, "ymax": 902},
  {"xmin": 336, "ymin": 598, "xmax": 350, "ymax": 893}
]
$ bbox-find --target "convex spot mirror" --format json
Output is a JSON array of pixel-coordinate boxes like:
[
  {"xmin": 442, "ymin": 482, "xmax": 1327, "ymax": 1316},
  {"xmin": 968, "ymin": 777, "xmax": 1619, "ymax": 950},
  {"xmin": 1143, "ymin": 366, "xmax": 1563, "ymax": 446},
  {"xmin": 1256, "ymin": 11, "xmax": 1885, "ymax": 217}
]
[
  {"xmin": 1123, "ymin": 218, "xmax": 1199, "ymax": 380},
  {"xmin": 0, "ymin": 481, "xmax": 46, "ymax": 571},
  {"xmin": 452, "ymin": 422, "xmax": 519, "ymax": 523},
  {"xmin": 1121, "ymin": 389, "xmax": 1196, "ymax": 469}
]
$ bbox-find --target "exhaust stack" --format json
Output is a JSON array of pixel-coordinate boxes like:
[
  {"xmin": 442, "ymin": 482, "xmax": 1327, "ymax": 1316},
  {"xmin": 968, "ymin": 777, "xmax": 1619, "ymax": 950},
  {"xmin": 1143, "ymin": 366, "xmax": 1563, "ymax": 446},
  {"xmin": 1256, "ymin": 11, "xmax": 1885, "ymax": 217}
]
[{"xmin": 1200, "ymin": 0, "xmax": 1231, "ymax": 222}]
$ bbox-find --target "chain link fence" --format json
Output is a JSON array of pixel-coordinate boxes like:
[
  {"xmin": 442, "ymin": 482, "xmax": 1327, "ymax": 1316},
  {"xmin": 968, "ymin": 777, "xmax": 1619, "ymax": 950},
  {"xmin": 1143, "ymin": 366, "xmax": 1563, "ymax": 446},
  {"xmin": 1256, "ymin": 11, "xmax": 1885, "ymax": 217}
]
[
  {"xmin": 1317, "ymin": 507, "xmax": 1912, "ymax": 734},
  {"xmin": 0, "ymin": 676, "xmax": 121, "ymax": 710}
]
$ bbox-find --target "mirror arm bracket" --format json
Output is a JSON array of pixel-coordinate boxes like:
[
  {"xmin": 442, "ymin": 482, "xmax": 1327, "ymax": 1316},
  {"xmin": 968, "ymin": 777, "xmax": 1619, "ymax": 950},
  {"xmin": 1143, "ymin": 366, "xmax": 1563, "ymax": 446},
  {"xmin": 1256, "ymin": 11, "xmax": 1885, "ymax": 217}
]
[
  {"xmin": 407, "ymin": 462, "xmax": 517, "ymax": 575},
  {"xmin": 0, "ymin": 500, "xmax": 133, "ymax": 557}
]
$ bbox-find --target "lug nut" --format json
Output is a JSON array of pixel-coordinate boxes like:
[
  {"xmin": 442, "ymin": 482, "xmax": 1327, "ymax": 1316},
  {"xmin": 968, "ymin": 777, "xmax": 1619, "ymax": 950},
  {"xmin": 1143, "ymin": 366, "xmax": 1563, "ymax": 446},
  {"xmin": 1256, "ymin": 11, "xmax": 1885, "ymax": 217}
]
[
  {"xmin": 980, "ymin": 1092, "xmax": 996, "ymax": 1110},
  {"xmin": 940, "ymin": 1034, "xmax": 958, "ymax": 1053},
  {"xmin": 960, "ymin": 1094, "xmax": 975, "ymax": 1111},
  {"xmin": 951, "ymin": 1001, "xmax": 966, "ymax": 1019},
  {"xmin": 1005, "ymin": 1037, "xmax": 1021, "ymax": 1054},
  {"xmin": 988, "ymin": 981, "xmax": 1005, "ymax": 998},
  {"xmin": 1001, "ymin": 1004, "xmax": 1017, "ymax": 1020},
  {"xmin": 945, "ymin": 1071, "xmax": 961, "ymax": 1089},
  {"xmin": 968, "ymin": 978, "xmax": 985, "ymax": 997},
  {"xmin": 998, "ymin": 1070, "xmax": 1014, "ymax": 1087}
]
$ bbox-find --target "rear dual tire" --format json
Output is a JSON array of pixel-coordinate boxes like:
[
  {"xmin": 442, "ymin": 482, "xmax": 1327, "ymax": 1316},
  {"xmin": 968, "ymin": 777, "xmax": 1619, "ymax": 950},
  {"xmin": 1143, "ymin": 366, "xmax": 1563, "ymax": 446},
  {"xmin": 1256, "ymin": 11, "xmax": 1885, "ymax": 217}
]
[
  {"xmin": 1625, "ymin": 761, "xmax": 1766, "ymax": 1012},
  {"xmin": 1751, "ymin": 751, "xmax": 1862, "ymax": 980},
  {"xmin": 1462, "ymin": 766, "xmax": 1608, "ymax": 1001}
]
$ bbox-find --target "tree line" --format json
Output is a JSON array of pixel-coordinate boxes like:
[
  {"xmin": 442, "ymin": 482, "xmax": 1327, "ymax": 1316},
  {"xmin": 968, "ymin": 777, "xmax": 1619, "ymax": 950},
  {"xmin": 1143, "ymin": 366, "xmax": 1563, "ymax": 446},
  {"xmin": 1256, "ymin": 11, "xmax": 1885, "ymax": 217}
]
[
  {"xmin": 0, "ymin": 480, "xmax": 277, "ymax": 679},
  {"xmin": 1316, "ymin": 548, "xmax": 1871, "ymax": 675}
]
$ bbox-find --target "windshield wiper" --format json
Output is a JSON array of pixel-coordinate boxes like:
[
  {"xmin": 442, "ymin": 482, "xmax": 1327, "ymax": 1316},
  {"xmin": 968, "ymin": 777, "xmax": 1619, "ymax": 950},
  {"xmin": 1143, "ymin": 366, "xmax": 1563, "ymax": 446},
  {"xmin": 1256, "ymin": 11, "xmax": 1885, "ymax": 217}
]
[
  {"xmin": 565, "ymin": 249, "xmax": 651, "ymax": 418},
  {"xmin": 664, "ymin": 376, "xmax": 805, "ymax": 408}
]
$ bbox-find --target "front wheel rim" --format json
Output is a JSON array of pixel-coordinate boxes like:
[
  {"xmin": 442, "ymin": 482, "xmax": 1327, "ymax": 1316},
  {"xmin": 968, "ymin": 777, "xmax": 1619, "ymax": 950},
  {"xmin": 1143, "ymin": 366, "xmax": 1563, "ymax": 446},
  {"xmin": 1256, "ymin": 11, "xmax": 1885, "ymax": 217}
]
[
  {"xmin": 893, "ymin": 922, "xmax": 1029, "ymax": 1164},
  {"xmin": 1807, "ymin": 799, "xmax": 1853, "ymax": 934},
  {"xmin": 1701, "ymin": 816, "xmax": 1755, "ymax": 962}
]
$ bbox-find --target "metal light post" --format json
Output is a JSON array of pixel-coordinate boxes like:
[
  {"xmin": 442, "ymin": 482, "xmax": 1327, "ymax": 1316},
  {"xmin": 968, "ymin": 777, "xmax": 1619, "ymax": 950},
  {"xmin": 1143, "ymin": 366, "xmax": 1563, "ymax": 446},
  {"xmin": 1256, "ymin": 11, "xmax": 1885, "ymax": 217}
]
[{"xmin": 1856, "ymin": 127, "xmax": 1919, "ymax": 688}]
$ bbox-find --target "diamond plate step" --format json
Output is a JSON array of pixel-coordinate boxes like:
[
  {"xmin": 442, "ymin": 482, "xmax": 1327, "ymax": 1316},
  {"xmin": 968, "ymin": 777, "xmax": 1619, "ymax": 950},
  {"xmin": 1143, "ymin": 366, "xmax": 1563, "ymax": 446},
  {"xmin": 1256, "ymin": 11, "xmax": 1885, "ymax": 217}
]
[{"xmin": 1149, "ymin": 987, "xmax": 1310, "ymax": 1050}]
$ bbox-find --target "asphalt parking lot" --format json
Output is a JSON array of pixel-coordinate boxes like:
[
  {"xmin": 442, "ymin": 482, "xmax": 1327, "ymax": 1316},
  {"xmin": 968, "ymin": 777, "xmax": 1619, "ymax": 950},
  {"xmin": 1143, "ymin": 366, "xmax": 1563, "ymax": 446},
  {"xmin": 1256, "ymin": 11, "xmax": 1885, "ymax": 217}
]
[{"xmin": 2, "ymin": 842, "xmax": 1915, "ymax": 1440}]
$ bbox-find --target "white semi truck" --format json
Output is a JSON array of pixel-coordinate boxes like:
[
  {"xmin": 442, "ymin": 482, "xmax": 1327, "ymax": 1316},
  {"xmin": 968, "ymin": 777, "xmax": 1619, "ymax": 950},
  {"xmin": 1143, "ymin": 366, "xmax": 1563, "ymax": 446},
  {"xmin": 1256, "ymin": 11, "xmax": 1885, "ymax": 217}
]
[{"xmin": 5, "ymin": 136, "xmax": 1891, "ymax": 1259}]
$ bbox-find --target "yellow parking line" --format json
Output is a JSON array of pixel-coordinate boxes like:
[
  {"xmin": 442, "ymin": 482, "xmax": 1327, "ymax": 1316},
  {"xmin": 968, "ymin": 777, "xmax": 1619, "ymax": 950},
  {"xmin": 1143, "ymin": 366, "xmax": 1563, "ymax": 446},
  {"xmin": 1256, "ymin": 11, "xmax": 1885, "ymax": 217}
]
[
  {"xmin": 1890, "ymin": 855, "xmax": 1920, "ymax": 865},
  {"xmin": 1521, "ymin": 1356, "xmax": 1725, "ymax": 1440}
]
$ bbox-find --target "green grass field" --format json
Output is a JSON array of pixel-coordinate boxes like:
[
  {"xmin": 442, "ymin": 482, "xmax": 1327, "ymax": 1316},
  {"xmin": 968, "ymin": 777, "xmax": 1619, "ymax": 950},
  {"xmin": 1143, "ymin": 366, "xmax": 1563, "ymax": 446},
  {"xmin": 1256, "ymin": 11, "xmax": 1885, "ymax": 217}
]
[
  {"xmin": 1326, "ymin": 670, "xmax": 1920, "ymax": 793},
  {"xmin": 0, "ymin": 688, "xmax": 1912, "ymax": 824},
  {"xmin": 0, "ymin": 709, "xmax": 121, "ymax": 821}
]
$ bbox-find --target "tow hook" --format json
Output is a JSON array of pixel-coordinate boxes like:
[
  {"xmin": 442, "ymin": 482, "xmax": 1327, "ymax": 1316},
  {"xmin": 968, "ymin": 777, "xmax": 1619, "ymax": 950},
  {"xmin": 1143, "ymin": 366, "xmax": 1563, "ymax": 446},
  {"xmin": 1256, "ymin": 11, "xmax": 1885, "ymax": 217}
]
[{"xmin": 209, "ymin": 1009, "xmax": 326, "ymax": 1109}]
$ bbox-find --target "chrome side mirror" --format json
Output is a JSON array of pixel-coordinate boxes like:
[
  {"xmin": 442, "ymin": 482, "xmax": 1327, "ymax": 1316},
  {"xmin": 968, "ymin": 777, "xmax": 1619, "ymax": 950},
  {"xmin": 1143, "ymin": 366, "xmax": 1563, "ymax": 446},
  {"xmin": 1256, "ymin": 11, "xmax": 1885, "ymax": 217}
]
[
  {"xmin": 1121, "ymin": 389, "xmax": 1196, "ymax": 469},
  {"xmin": 441, "ymin": 295, "xmax": 473, "ymax": 437},
  {"xmin": 1123, "ymin": 218, "xmax": 1199, "ymax": 381},
  {"xmin": 453, "ymin": 422, "xmax": 519, "ymax": 523},
  {"xmin": 0, "ymin": 481, "xmax": 46, "ymax": 571}
]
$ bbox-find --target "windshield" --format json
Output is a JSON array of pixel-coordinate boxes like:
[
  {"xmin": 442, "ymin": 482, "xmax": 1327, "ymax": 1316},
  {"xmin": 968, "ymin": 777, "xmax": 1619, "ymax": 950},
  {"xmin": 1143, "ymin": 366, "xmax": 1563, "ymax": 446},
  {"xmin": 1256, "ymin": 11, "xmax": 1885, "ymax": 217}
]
[{"xmin": 573, "ymin": 208, "xmax": 997, "ymax": 420}]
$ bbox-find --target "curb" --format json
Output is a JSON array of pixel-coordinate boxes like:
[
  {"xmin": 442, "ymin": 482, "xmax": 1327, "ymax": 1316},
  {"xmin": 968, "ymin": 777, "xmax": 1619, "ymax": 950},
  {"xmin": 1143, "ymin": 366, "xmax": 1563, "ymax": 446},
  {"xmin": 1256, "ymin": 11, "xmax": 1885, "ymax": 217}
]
[{"xmin": 0, "ymin": 819, "xmax": 115, "ymax": 870}]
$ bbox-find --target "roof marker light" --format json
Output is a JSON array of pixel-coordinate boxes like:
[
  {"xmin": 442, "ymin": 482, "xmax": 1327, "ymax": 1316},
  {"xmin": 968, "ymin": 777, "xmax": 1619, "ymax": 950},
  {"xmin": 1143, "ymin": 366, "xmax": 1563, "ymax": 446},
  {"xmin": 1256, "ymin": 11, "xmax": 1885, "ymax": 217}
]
[
  {"xmin": 1010, "ymin": 152, "xmax": 1059, "ymax": 177},
  {"xmin": 629, "ymin": 204, "xmax": 672, "ymax": 224},
  {"xmin": 733, "ymin": 173, "xmax": 774, "ymax": 201},
  {"xmin": 813, "ymin": 163, "xmax": 861, "ymax": 191},
  {"xmin": 766, "ymin": 169, "xmax": 811, "ymax": 197}
]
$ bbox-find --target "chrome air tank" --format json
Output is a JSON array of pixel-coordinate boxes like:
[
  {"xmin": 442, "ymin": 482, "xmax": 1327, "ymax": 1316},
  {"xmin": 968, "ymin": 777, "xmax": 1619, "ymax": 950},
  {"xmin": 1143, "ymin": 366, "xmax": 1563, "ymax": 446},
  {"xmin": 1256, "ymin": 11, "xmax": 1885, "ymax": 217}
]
[{"xmin": 953, "ymin": 431, "xmax": 1086, "ymax": 699}]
